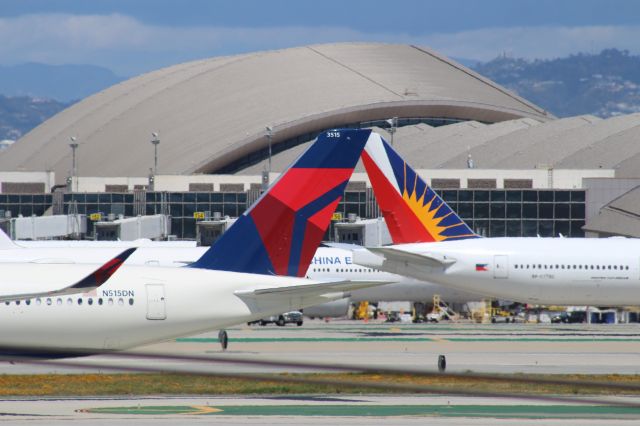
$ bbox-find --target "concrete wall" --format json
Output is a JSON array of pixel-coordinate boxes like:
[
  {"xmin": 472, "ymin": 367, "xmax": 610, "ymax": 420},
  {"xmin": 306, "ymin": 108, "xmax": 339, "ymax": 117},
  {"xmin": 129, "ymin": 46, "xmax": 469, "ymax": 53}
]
[
  {"xmin": 0, "ymin": 168, "xmax": 615, "ymax": 194},
  {"xmin": 0, "ymin": 172, "xmax": 55, "ymax": 193}
]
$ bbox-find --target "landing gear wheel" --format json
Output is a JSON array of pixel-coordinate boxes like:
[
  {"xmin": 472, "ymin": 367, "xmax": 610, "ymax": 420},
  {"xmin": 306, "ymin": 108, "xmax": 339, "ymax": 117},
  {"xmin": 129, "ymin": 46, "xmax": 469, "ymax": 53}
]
[
  {"xmin": 438, "ymin": 355, "xmax": 447, "ymax": 372},
  {"xmin": 276, "ymin": 317, "xmax": 285, "ymax": 327},
  {"xmin": 218, "ymin": 330, "xmax": 228, "ymax": 351},
  {"xmin": 296, "ymin": 321, "xmax": 303, "ymax": 326}
]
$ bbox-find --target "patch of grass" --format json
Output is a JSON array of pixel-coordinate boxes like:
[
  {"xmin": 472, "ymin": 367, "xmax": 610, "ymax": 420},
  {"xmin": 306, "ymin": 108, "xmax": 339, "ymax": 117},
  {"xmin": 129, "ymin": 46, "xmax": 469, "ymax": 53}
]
[{"xmin": 1, "ymin": 373, "xmax": 640, "ymax": 396}]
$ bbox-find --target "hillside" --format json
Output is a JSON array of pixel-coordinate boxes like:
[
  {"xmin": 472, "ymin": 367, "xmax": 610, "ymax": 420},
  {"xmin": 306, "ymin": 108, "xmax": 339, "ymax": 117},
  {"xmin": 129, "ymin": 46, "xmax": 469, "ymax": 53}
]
[
  {"xmin": 473, "ymin": 49, "xmax": 640, "ymax": 117},
  {"xmin": 0, "ymin": 95, "xmax": 69, "ymax": 142}
]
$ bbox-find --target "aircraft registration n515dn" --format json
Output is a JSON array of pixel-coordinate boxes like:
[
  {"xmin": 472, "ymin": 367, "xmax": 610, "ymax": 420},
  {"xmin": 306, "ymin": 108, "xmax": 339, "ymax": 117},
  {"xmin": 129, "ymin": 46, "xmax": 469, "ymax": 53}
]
[
  {"xmin": 354, "ymin": 131, "xmax": 640, "ymax": 306},
  {"xmin": 0, "ymin": 129, "xmax": 384, "ymax": 355}
]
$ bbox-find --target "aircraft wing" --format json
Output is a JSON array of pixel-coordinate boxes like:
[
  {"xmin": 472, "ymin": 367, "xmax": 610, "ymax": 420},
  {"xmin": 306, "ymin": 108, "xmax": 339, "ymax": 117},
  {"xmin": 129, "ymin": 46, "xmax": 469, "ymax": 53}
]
[
  {"xmin": 0, "ymin": 248, "xmax": 136, "ymax": 303},
  {"xmin": 355, "ymin": 246, "xmax": 456, "ymax": 270},
  {"xmin": 234, "ymin": 279, "xmax": 391, "ymax": 299}
]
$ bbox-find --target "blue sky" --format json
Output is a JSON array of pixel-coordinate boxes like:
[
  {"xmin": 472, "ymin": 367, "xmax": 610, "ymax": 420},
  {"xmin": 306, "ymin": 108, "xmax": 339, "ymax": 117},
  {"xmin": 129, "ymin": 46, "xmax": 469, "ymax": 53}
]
[{"xmin": 1, "ymin": 0, "xmax": 639, "ymax": 76}]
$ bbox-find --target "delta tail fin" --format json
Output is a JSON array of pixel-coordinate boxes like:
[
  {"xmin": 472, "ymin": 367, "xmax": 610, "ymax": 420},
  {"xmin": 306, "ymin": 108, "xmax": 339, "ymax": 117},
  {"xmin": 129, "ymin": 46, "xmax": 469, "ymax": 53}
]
[
  {"xmin": 361, "ymin": 132, "xmax": 478, "ymax": 243},
  {"xmin": 190, "ymin": 129, "xmax": 373, "ymax": 276}
]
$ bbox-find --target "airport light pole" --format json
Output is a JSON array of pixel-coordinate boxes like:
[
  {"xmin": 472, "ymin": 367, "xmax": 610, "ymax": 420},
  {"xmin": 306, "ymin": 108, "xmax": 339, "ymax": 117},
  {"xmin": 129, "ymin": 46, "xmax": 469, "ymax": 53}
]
[
  {"xmin": 69, "ymin": 136, "xmax": 78, "ymax": 192},
  {"xmin": 265, "ymin": 126, "xmax": 273, "ymax": 173},
  {"xmin": 151, "ymin": 132, "xmax": 160, "ymax": 176},
  {"xmin": 387, "ymin": 117, "xmax": 397, "ymax": 146}
]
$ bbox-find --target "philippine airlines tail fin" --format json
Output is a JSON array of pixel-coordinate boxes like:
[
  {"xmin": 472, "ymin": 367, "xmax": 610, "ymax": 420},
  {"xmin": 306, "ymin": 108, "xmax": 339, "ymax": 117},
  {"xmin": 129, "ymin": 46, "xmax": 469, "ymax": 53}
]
[
  {"xmin": 190, "ymin": 129, "xmax": 372, "ymax": 276},
  {"xmin": 361, "ymin": 132, "xmax": 478, "ymax": 243}
]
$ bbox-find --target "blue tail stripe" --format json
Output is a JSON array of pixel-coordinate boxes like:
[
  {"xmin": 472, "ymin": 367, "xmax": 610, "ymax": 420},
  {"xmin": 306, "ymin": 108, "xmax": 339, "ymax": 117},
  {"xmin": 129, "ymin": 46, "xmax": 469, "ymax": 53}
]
[
  {"xmin": 189, "ymin": 214, "xmax": 275, "ymax": 274},
  {"xmin": 295, "ymin": 130, "xmax": 371, "ymax": 169},
  {"xmin": 440, "ymin": 223, "xmax": 477, "ymax": 237}
]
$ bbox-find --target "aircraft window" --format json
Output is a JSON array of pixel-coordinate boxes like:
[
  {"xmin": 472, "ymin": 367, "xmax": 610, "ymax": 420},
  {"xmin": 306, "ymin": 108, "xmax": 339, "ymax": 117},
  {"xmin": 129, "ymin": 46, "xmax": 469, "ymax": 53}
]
[
  {"xmin": 98, "ymin": 298, "xmax": 103, "ymax": 306},
  {"xmin": 538, "ymin": 264, "xmax": 542, "ymax": 269},
  {"xmin": 590, "ymin": 265, "xmax": 593, "ymax": 270},
  {"xmin": 608, "ymin": 265, "xmax": 611, "ymax": 269},
  {"xmin": 614, "ymin": 265, "xmax": 618, "ymax": 270},
  {"xmin": 118, "ymin": 298, "xmax": 124, "ymax": 306},
  {"xmin": 36, "ymin": 298, "xmax": 41, "ymax": 306},
  {"xmin": 108, "ymin": 298, "xmax": 114, "ymax": 306},
  {"xmin": 67, "ymin": 298, "xmax": 72, "ymax": 305},
  {"xmin": 543, "ymin": 265, "xmax": 547, "ymax": 269},
  {"xmin": 526, "ymin": 265, "xmax": 530, "ymax": 269},
  {"xmin": 25, "ymin": 299, "xmax": 30, "ymax": 306},
  {"xmin": 4, "ymin": 301, "xmax": 8, "ymax": 306},
  {"xmin": 88, "ymin": 298, "xmax": 93, "ymax": 305},
  {"xmin": 46, "ymin": 298, "xmax": 52, "ymax": 306},
  {"xmin": 56, "ymin": 298, "xmax": 62, "ymax": 305},
  {"xmin": 597, "ymin": 265, "xmax": 600, "ymax": 270},
  {"xmin": 515, "ymin": 265, "xmax": 518, "ymax": 269},
  {"xmin": 561, "ymin": 265, "xmax": 565, "ymax": 269},
  {"xmin": 77, "ymin": 298, "xmax": 83, "ymax": 305},
  {"xmin": 16, "ymin": 300, "xmax": 20, "ymax": 306},
  {"xmin": 129, "ymin": 298, "xmax": 134, "ymax": 306},
  {"xmin": 626, "ymin": 266, "xmax": 630, "ymax": 270}
]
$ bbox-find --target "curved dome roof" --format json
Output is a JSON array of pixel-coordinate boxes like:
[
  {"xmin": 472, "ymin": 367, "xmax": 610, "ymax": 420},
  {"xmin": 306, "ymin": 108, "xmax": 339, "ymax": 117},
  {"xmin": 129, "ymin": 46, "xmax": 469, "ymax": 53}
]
[{"xmin": 0, "ymin": 43, "xmax": 553, "ymax": 181}]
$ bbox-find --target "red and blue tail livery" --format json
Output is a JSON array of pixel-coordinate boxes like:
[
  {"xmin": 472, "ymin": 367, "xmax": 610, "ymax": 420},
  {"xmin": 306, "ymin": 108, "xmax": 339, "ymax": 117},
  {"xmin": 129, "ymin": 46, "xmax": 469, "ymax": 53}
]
[
  {"xmin": 361, "ymin": 132, "xmax": 478, "ymax": 244},
  {"xmin": 190, "ymin": 129, "xmax": 372, "ymax": 276}
]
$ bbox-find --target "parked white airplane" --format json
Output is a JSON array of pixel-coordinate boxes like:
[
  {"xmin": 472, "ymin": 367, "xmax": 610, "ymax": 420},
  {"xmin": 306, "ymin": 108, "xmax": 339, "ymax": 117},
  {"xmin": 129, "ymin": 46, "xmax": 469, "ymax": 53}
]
[
  {"xmin": 0, "ymin": 129, "xmax": 383, "ymax": 355},
  {"xmin": 353, "ymin": 131, "xmax": 640, "ymax": 306},
  {"xmin": 0, "ymin": 230, "xmax": 204, "ymax": 267},
  {"xmin": 304, "ymin": 245, "xmax": 482, "ymax": 316}
]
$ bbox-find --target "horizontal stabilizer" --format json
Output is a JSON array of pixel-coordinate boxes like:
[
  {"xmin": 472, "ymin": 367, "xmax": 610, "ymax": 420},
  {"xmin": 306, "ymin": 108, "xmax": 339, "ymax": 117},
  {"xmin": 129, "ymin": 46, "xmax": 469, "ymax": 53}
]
[
  {"xmin": 0, "ymin": 248, "xmax": 136, "ymax": 303},
  {"xmin": 234, "ymin": 279, "xmax": 391, "ymax": 299},
  {"xmin": 355, "ymin": 246, "xmax": 456, "ymax": 270},
  {"xmin": 0, "ymin": 229, "xmax": 16, "ymax": 250}
]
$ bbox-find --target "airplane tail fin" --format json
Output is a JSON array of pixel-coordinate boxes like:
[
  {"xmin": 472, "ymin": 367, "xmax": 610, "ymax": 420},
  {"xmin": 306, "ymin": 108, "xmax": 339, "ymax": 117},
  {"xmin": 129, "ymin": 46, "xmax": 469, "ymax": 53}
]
[
  {"xmin": 361, "ymin": 132, "xmax": 478, "ymax": 243},
  {"xmin": 190, "ymin": 129, "xmax": 372, "ymax": 276},
  {"xmin": 0, "ymin": 228, "xmax": 16, "ymax": 249}
]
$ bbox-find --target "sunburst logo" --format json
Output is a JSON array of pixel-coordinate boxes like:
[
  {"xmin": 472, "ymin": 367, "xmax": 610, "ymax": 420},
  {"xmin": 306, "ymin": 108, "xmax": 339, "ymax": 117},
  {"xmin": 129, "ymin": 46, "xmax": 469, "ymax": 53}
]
[{"xmin": 400, "ymin": 162, "xmax": 473, "ymax": 241}]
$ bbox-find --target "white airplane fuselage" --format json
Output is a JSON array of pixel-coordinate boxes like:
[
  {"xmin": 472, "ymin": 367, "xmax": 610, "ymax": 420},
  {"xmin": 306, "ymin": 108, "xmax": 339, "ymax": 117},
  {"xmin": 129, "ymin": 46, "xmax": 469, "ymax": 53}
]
[
  {"xmin": 307, "ymin": 248, "xmax": 482, "ymax": 303},
  {"xmin": 0, "ymin": 264, "xmax": 338, "ymax": 352},
  {"xmin": 0, "ymin": 244, "xmax": 483, "ymax": 305},
  {"xmin": 363, "ymin": 237, "xmax": 640, "ymax": 306}
]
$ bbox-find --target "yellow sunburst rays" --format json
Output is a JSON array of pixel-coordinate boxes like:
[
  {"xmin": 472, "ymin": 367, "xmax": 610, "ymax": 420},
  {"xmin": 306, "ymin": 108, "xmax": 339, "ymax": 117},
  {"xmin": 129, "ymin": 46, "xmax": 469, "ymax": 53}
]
[{"xmin": 401, "ymin": 161, "xmax": 461, "ymax": 241}]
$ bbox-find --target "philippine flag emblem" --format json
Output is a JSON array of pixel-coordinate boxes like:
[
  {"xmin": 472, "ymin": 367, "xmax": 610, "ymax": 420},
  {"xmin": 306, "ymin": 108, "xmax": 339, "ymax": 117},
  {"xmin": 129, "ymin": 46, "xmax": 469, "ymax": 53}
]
[{"xmin": 475, "ymin": 263, "xmax": 488, "ymax": 272}]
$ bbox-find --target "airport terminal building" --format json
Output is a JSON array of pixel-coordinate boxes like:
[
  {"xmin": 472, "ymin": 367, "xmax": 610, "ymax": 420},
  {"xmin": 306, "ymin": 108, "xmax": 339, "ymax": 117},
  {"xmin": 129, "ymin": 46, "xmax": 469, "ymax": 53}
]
[{"xmin": 0, "ymin": 43, "xmax": 638, "ymax": 241}]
